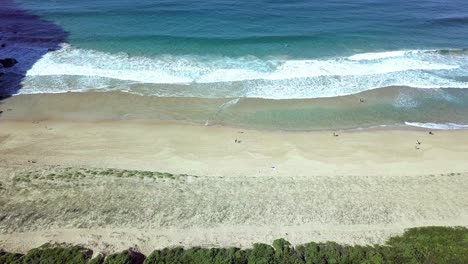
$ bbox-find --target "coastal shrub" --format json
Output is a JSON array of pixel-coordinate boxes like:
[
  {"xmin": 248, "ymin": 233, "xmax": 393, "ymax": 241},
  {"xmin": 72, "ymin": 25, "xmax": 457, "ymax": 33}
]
[
  {"xmin": 302, "ymin": 242, "xmax": 320, "ymax": 264},
  {"xmin": 104, "ymin": 249, "xmax": 145, "ymax": 264},
  {"xmin": 272, "ymin": 239, "xmax": 304, "ymax": 264},
  {"xmin": 0, "ymin": 251, "xmax": 23, "ymax": 264},
  {"xmin": 144, "ymin": 247, "xmax": 248, "ymax": 264},
  {"xmin": 20, "ymin": 243, "xmax": 92, "ymax": 264},
  {"xmin": 386, "ymin": 226, "xmax": 468, "ymax": 264},
  {"xmin": 343, "ymin": 245, "xmax": 365, "ymax": 262},
  {"xmin": 182, "ymin": 248, "xmax": 220, "ymax": 263},
  {"xmin": 247, "ymin": 243, "xmax": 275, "ymax": 264},
  {"xmin": 144, "ymin": 247, "xmax": 185, "ymax": 264},
  {"xmin": 223, "ymin": 248, "xmax": 247, "ymax": 264},
  {"xmin": 103, "ymin": 250, "xmax": 131, "ymax": 264}
]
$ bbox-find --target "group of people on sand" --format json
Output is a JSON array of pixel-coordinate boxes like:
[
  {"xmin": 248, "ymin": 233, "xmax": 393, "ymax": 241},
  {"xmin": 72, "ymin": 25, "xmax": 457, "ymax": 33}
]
[{"xmin": 415, "ymin": 131, "xmax": 434, "ymax": 150}]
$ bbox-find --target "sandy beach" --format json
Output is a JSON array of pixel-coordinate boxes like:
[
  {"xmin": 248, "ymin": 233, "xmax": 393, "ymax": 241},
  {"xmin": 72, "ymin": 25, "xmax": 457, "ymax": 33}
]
[{"xmin": 0, "ymin": 92, "xmax": 468, "ymax": 254}]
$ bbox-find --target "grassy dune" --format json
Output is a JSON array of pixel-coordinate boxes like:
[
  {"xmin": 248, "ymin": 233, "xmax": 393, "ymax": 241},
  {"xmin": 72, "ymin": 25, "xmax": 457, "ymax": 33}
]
[{"xmin": 1, "ymin": 165, "xmax": 467, "ymax": 261}]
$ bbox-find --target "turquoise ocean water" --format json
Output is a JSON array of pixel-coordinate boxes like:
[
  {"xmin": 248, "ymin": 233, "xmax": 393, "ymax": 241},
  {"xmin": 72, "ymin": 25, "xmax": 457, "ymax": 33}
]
[{"xmin": 2, "ymin": 0, "xmax": 468, "ymax": 130}]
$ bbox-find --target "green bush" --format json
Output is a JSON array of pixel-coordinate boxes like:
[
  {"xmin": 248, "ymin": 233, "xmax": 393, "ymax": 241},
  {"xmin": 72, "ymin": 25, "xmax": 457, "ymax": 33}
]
[
  {"xmin": 144, "ymin": 247, "xmax": 185, "ymax": 264},
  {"xmin": 20, "ymin": 243, "xmax": 92, "ymax": 264},
  {"xmin": 0, "ymin": 251, "xmax": 23, "ymax": 264},
  {"xmin": 247, "ymin": 243, "xmax": 275, "ymax": 264},
  {"xmin": 271, "ymin": 239, "xmax": 303, "ymax": 264},
  {"xmin": 104, "ymin": 249, "xmax": 145, "ymax": 264},
  {"xmin": 386, "ymin": 226, "xmax": 468, "ymax": 264},
  {"xmin": 103, "ymin": 250, "xmax": 131, "ymax": 264}
]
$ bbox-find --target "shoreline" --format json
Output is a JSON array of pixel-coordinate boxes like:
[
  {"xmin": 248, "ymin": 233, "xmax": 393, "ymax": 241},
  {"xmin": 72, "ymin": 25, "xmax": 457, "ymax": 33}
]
[{"xmin": 1, "ymin": 88, "xmax": 468, "ymax": 132}]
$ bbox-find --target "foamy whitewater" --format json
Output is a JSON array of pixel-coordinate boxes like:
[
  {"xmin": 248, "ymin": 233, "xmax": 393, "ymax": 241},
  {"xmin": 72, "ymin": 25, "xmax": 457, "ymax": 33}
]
[
  {"xmin": 405, "ymin": 122, "xmax": 468, "ymax": 130},
  {"xmin": 13, "ymin": 45, "xmax": 468, "ymax": 99},
  {"xmin": 2, "ymin": 0, "xmax": 468, "ymax": 130}
]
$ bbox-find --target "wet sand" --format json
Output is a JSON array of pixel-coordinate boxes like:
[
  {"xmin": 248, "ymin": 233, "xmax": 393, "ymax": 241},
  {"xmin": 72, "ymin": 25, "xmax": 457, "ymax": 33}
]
[{"xmin": 2, "ymin": 87, "xmax": 468, "ymax": 131}]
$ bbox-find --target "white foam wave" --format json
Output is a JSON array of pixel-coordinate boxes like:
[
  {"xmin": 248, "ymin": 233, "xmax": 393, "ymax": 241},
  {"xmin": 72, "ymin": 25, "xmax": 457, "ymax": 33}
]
[
  {"xmin": 19, "ymin": 44, "xmax": 468, "ymax": 99},
  {"xmin": 348, "ymin": 51, "xmax": 407, "ymax": 61},
  {"xmin": 26, "ymin": 44, "xmax": 459, "ymax": 84},
  {"xmin": 221, "ymin": 98, "xmax": 240, "ymax": 109},
  {"xmin": 405, "ymin": 122, "xmax": 468, "ymax": 130}
]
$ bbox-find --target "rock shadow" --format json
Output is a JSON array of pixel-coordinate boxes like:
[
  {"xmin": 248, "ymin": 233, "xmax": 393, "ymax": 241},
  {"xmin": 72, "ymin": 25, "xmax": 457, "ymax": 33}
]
[{"xmin": 0, "ymin": 0, "xmax": 68, "ymax": 100}]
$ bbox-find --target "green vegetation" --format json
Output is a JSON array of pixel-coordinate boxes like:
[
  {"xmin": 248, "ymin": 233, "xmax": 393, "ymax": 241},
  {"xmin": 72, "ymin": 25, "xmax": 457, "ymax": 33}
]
[
  {"xmin": 0, "ymin": 227, "xmax": 467, "ymax": 264},
  {"xmin": 0, "ymin": 243, "xmax": 94, "ymax": 264},
  {"xmin": 385, "ymin": 226, "xmax": 468, "ymax": 264},
  {"xmin": 143, "ymin": 227, "xmax": 468, "ymax": 263},
  {"xmin": 104, "ymin": 250, "xmax": 145, "ymax": 264},
  {"xmin": 10, "ymin": 167, "xmax": 183, "ymax": 184},
  {"xmin": 0, "ymin": 251, "xmax": 23, "ymax": 263}
]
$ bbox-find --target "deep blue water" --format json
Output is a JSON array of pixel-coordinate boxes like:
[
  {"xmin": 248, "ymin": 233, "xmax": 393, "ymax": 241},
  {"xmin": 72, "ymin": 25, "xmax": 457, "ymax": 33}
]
[{"xmin": 12, "ymin": 0, "xmax": 468, "ymax": 58}]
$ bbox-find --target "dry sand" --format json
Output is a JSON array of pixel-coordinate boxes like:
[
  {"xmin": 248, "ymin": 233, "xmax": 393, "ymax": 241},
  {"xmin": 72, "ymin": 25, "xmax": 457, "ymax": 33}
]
[
  {"xmin": 0, "ymin": 93, "xmax": 468, "ymax": 255},
  {"xmin": 1, "ymin": 119, "xmax": 468, "ymax": 177}
]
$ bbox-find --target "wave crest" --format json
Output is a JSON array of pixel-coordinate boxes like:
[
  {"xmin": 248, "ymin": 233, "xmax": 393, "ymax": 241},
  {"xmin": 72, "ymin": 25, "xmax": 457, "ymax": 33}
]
[
  {"xmin": 405, "ymin": 122, "xmax": 468, "ymax": 130},
  {"xmin": 19, "ymin": 44, "xmax": 468, "ymax": 99}
]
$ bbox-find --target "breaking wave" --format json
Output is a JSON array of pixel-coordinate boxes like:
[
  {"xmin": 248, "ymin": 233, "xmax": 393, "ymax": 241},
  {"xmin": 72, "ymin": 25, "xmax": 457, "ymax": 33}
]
[
  {"xmin": 13, "ymin": 44, "xmax": 468, "ymax": 99},
  {"xmin": 405, "ymin": 122, "xmax": 468, "ymax": 130}
]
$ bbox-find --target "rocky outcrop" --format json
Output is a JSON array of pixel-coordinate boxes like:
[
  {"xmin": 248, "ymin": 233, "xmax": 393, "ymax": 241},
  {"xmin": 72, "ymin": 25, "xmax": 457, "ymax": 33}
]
[{"xmin": 0, "ymin": 58, "xmax": 18, "ymax": 68}]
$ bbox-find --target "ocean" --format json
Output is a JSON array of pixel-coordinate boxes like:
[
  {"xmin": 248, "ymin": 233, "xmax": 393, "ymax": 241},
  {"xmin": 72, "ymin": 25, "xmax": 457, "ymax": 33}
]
[{"xmin": 1, "ymin": 0, "xmax": 468, "ymax": 130}]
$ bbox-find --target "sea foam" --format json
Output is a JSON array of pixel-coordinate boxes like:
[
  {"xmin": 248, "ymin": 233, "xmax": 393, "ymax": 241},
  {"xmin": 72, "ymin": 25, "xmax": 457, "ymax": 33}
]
[
  {"xmin": 18, "ymin": 44, "xmax": 468, "ymax": 99},
  {"xmin": 348, "ymin": 51, "xmax": 407, "ymax": 61},
  {"xmin": 405, "ymin": 122, "xmax": 468, "ymax": 130}
]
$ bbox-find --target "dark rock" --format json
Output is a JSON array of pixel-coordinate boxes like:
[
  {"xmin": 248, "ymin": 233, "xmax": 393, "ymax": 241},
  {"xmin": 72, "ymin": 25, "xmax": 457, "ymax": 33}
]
[
  {"xmin": 128, "ymin": 249, "xmax": 146, "ymax": 264},
  {"xmin": 1, "ymin": 44, "xmax": 5, "ymax": 48},
  {"xmin": 0, "ymin": 58, "xmax": 18, "ymax": 68}
]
